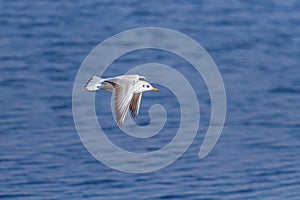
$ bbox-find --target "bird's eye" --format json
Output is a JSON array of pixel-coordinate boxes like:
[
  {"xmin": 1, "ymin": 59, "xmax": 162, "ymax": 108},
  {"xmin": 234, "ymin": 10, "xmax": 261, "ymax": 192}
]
[
  {"xmin": 147, "ymin": 85, "xmax": 150, "ymax": 88},
  {"xmin": 143, "ymin": 85, "xmax": 145, "ymax": 87}
]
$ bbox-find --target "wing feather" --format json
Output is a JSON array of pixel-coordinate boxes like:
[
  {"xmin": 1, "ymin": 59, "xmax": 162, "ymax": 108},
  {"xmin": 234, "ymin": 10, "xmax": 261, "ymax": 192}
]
[
  {"xmin": 129, "ymin": 93, "xmax": 142, "ymax": 119},
  {"xmin": 104, "ymin": 75, "xmax": 140, "ymax": 126}
]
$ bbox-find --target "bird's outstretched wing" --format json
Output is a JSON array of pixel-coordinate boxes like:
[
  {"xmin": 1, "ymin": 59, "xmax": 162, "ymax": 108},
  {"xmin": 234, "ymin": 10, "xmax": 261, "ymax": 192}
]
[
  {"xmin": 129, "ymin": 93, "xmax": 142, "ymax": 119},
  {"xmin": 139, "ymin": 76, "xmax": 146, "ymax": 81},
  {"xmin": 105, "ymin": 75, "xmax": 139, "ymax": 126}
]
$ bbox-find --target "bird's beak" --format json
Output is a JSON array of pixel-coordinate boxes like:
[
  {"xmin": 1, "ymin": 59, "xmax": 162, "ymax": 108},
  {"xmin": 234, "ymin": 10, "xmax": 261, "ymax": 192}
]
[{"xmin": 151, "ymin": 87, "xmax": 159, "ymax": 92}]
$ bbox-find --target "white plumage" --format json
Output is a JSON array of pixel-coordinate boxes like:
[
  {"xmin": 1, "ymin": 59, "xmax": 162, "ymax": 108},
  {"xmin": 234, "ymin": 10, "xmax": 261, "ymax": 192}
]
[{"xmin": 84, "ymin": 74, "xmax": 159, "ymax": 126}]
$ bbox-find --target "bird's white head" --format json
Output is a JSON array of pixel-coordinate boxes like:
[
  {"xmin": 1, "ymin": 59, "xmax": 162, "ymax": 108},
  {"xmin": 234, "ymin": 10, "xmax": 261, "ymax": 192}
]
[{"xmin": 134, "ymin": 80, "xmax": 159, "ymax": 94}]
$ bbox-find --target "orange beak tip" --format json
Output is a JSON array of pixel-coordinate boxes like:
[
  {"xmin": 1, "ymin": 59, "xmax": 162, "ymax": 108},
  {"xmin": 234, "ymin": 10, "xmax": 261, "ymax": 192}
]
[{"xmin": 152, "ymin": 88, "xmax": 159, "ymax": 92}]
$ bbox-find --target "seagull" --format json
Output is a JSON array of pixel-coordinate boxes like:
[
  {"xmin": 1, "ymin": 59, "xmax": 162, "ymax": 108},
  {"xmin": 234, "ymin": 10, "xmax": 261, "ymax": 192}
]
[{"xmin": 84, "ymin": 74, "xmax": 159, "ymax": 126}]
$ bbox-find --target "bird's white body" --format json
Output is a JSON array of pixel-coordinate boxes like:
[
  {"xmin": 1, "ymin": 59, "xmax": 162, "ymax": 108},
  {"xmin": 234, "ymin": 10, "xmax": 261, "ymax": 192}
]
[{"xmin": 84, "ymin": 74, "xmax": 159, "ymax": 126}]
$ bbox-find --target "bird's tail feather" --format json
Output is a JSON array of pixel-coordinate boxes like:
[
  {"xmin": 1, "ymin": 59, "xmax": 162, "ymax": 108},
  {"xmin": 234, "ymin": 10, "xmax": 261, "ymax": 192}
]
[{"xmin": 84, "ymin": 75, "xmax": 103, "ymax": 92}]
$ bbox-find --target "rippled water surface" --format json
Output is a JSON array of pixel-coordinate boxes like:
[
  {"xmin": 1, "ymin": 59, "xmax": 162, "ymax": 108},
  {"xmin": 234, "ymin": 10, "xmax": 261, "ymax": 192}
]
[{"xmin": 1, "ymin": 0, "xmax": 300, "ymax": 199}]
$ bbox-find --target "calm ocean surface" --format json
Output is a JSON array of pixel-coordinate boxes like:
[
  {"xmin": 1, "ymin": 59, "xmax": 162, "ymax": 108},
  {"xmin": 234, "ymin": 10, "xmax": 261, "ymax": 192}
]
[{"xmin": 1, "ymin": 0, "xmax": 300, "ymax": 199}]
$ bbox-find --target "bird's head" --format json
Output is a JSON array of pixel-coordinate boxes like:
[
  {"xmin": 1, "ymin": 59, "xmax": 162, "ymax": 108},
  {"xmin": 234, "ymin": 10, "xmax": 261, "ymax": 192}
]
[{"xmin": 135, "ymin": 81, "xmax": 159, "ymax": 93}]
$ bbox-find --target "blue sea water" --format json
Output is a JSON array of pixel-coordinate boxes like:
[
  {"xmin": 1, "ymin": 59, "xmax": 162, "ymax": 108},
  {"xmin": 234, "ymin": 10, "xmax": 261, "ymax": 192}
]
[{"xmin": 1, "ymin": 0, "xmax": 300, "ymax": 199}]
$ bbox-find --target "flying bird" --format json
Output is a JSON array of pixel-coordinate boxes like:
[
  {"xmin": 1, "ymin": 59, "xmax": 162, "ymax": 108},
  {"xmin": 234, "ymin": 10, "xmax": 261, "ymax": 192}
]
[{"xmin": 84, "ymin": 75, "xmax": 159, "ymax": 126}]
